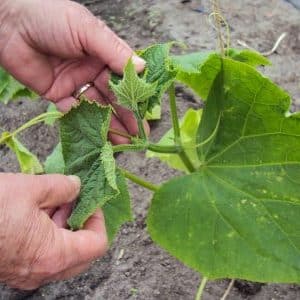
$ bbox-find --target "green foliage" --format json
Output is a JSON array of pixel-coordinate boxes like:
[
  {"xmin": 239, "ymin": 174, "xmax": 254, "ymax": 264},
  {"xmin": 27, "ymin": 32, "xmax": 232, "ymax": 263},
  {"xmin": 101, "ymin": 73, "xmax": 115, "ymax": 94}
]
[
  {"xmin": 148, "ymin": 57, "xmax": 300, "ymax": 283},
  {"xmin": 0, "ymin": 68, "xmax": 37, "ymax": 104},
  {"xmin": 147, "ymin": 108, "xmax": 202, "ymax": 173},
  {"xmin": 170, "ymin": 49, "xmax": 270, "ymax": 101},
  {"xmin": 110, "ymin": 59, "xmax": 157, "ymax": 112},
  {"xmin": 1, "ymin": 132, "xmax": 43, "ymax": 174},
  {"xmin": 138, "ymin": 43, "xmax": 177, "ymax": 114},
  {"xmin": 3, "ymin": 40, "xmax": 300, "ymax": 287},
  {"xmin": 226, "ymin": 48, "xmax": 271, "ymax": 67},
  {"xmin": 44, "ymin": 103, "xmax": 59, "ymax": 126},
  {"xmin": 44, "ymin": 143, "xmax": 64, "ymax": 174},
  {"xmin": 60, "ymin": 100, "xmax": 132, "ymax": 234}
]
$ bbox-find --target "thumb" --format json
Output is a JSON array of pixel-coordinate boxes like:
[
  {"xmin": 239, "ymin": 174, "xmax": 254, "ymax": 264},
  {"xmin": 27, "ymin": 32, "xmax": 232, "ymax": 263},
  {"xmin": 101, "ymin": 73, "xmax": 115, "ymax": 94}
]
[
  {"xmin": 80, "ymin": 17, "xmax": 145, "ymax": 74},
  {"xmin": 32, "ymin": 174, "xmax": 81, "ymax": 209}
]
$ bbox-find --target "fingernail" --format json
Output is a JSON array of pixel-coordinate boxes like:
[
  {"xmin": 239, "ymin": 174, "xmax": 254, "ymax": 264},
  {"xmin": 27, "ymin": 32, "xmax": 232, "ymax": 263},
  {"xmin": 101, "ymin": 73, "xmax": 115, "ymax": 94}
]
[
  {"xmin": 132, "ymin": 55, "xmax": 146, "ymax": 71},
  {"xmin": 68, "ymin": 175, "xmax": 81, "ymax": 193}
]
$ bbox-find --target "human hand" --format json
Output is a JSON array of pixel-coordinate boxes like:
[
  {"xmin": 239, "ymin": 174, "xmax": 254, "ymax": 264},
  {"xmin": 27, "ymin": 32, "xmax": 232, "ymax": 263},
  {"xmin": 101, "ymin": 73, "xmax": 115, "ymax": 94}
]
[
  {"xmin": 0, "ymin": 173, "xmax": 107, "ymax": 290},
  {"xmin": 0, "ymin": 0, "xmax": 147, "ymax": 144}
]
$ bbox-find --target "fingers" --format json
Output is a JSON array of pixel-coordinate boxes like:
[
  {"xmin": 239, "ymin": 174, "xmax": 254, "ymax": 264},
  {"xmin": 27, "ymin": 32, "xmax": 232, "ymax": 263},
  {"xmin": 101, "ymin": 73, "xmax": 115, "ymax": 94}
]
[
  {"xmin": 59, "ymin": 210, "xmax": 108, "ymax": 267},
  {"xmin": 31, "ymin": 174, "xmax": 81, "ymax": 209},
  {"xmin": 80, "ymin": 16, "xmax": 145, "ymax": 74},
  {"xmin": 52, "ymin": 202, "xmax": 74, "ymax": 228}
]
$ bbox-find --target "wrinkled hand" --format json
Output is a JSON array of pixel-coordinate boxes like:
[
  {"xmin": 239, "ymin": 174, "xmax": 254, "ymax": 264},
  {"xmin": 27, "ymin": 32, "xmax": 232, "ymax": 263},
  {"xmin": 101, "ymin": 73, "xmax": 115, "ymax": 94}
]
[
  {"xmin": 0, "ymin": 173, "xmax": 107, "ymax": 290},
  {"xmin": 0, "ymin": 0, "xmax": 147, "ymax": 144}
]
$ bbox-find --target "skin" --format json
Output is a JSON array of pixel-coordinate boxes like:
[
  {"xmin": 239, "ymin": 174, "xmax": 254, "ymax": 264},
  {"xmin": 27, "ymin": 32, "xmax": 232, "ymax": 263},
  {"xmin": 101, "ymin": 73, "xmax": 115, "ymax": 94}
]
[{"xmin": 0, "ymin": 0, "xmax": 146, "ymax": 290}]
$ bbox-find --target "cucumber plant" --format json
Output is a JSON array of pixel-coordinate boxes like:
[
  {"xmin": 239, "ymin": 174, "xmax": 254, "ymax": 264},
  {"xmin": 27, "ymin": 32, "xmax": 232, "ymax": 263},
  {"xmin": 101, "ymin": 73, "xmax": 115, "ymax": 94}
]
[{"xmin": 1, "ymin": 43, "xmax": 300, "ymax": 299}]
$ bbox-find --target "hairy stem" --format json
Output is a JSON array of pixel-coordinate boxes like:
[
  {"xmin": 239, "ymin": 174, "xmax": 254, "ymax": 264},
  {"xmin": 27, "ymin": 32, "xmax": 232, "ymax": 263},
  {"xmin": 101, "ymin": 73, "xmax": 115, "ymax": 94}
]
[
  {"xmin": 168, "ymin": 83, "xmax": 196, "ymax": 172},
  {"xmin": 109, "ymin": 128, "xmax": 132, "ymax": 139},
  {"xmin": 120, "ymin": 168, "xmax": 159, "ymax": 192},
  {"xmin": 169, "ymin": 82, "xmax": 181, "ymax": 145},
  {"xmin": 0, "ymin": 111, "xmax": 62, "ymax": 144},
  {"xmin": 134, "ymin": 111, "xmax": 147, "ymax": 140},
  {"xmin": 195, "ymin": 277, "xmax": 208, "ymax": 300},
  {"xmin": 113, "ymin": 144, "xmax": 147, "ymax": 153},
  {"xmin": 147, "ymin": 143, "xmax": 179, "ymax": 154}
]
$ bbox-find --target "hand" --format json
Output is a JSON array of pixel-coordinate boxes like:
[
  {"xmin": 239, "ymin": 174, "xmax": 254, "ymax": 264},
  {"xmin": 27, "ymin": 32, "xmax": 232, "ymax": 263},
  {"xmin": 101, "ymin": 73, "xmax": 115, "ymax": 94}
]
[
  {"xmin": 0, "ymin": 0, "xmax": 147, "ymax": 144},
  {"xmin": 0, "ymin": 173, "xmax": 107, "ymax": 290}
]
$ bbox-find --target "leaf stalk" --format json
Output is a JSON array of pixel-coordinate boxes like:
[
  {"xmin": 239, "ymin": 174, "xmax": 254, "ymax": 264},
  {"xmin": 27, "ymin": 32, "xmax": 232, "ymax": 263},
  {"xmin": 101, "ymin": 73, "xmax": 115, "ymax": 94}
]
[{"xmin": 120, "ymin": 168, "xmax": 159, "ymax": 192}]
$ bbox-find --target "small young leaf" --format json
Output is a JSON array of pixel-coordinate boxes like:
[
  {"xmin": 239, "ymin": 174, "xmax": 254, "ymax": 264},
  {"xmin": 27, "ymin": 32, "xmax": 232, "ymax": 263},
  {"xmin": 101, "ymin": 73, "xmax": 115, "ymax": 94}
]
[
  {"xmin": 44, "ymin": 143, "xmax": 64, "ymax": 174},
  {"xmin": 1, "ymin": 133, "xmax": 43, "ymax": 174},
  {"xmin": 109, "ymin": 59, "xmax": 157, "ymax": 111},
  {"xmin": 138, "ymin": 43, "xmax": 177, "ymax": 114},
  {"xmin": 0, "ymin": 68, "xmax": 37, "ymax": 104},
  {"xmin": 147, "ymin": 108, "xmax": 202, "ymax": 173}
]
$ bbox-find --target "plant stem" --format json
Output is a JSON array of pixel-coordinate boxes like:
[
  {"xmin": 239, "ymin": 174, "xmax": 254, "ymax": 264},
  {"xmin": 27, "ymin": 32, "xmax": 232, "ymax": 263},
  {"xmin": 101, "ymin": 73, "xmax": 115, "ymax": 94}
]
[
  {"xmin": 169, "ymin": 82, "xmax": 181, "ymax": 145},
  {"xmin": 113, "ymin": 144, "xmax": 147, "ymax": 153},
  {"xmin": 109, "ymin": 128, "xmax": 132, "ymax": 139},
  {"xmin": 147, "ymin": 143, "xmax": 179, "ymax": 154},
  {"xmin": 134, "ymin": 111, "xmax": 146, "ymax": 140},
  {"xmin": 195, "ymin": 277, "xmax": 208, "ymax": 300},
  {"xmin": 0, "ymin": 111, "xmax": 62, "ymax": 144},
  {"xmin": 120, "ymin": 168, "xmax": 159, "ymax": 192},
  {"xmin": 168, "ymin": 83, "xmax": 196, "ymax": 172},
  {"xmin": 179, "ymin": 150, "xmax": 196, "ymax": 173}
]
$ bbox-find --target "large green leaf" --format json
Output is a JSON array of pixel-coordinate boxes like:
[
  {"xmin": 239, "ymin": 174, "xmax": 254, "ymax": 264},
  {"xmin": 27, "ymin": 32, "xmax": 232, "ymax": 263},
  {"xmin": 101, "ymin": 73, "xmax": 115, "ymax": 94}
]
[
  {"xmin": 1, "ymin": 133, "xmax": 43, "ymax": 174},
  {"xmin": 171, "ymin": 49, "xmax": 270, "ymax": 101},
  {"xmin": 148, "ymin": 58, "xmax": 300, "ymax": 283},
  {"xmin": 147, "ymin": 108, "xmax": 202, "ymax": 173},
  {"xmin": 60, "ymin": 100, "xmax": 132, "ymax": 234},
  {"xmin": 0, "ymin": 68, "xmax": 37, "ymax": 104}
]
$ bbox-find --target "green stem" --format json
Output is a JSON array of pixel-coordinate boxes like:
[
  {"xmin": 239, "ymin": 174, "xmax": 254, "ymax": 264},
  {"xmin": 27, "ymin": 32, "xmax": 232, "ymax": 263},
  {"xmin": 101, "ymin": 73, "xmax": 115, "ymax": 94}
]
[
  {"xmin": 109, "ymin": 128, "xmax": 132, "ymax": 139},
  {"xmin": 168, "ymin": 83, "xmax": 196, "ymax": 172},
  {"xmin": 169, "ymin": 82, "xmax": 181, "ymax": 145},
  {"xmin": 0, "ymin": 111, "xmax": 62, "ymax": 144},
  {"xmin": 134, "ymin": 111, "xmax": 146, "ymax": 140},
  {"xmin": 120, "ymin": 168, "xmax": 159, "ymax": 192},
  {"xmin": 148, "ymin": 143, "xmax": 179, "ymax": 154},
  {"xmin": 179, "ymin": 151, "xmax": 196, "ymax": 173},
  {"xmin": 113, "ymin": 144, "xmax": 147, "ymax": 153},
  {"xmin": 195, "ymin": 277, "xmax": 208, "ymax": 300}
]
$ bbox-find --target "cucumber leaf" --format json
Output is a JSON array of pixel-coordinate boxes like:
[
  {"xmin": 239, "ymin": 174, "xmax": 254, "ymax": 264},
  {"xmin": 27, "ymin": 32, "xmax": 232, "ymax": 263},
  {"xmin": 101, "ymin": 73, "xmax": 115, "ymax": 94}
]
[
  {"xmin": 171, "ymin": 49, "xmax": 270, "ymax": 101},
  {"xmin": 109, "ymin": 59, "xmax": 157, "ymax": 112},
  {"xmin": 147, "ymin": 108, "xmax": 202, "ymax": 173},
  {"xmin": 0, "ymin": 68, "xmax": 37, "ymax": 104},
  {"xmin": 44, "ymin": 142, "xmax": 64, "ymax": 174},
  {"xmin": 1, "ymin": 132, "xmax": 43, "ymax": 174},
  {"xmin": 60, "ymin": 100, "xmax": 132, "ymax": 234},
  {"xmin": 148, "ymin": 57, "xmax": 300, "ymax": 283},
  {"xmin": 138, "ymin": 43, "xmax": 177, "ymax": 114},
  {"xmin": 226, "ymin": 48, "xmax": 271, "ymax": 67}
]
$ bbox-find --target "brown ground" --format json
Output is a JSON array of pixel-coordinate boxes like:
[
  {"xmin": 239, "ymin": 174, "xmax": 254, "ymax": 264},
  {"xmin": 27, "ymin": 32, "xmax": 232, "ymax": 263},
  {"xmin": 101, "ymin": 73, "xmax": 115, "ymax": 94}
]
[{"xmin": 0, "ymin": 0, "xmax": 300, "ymax": 299}]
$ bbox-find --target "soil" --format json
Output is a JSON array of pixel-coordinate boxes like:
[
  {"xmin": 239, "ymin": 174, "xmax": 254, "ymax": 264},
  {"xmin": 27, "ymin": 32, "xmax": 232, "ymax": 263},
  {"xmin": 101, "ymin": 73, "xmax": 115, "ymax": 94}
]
[{"xmin": 0, "ymin": 0, "xmax": 300, "ymax": 299}]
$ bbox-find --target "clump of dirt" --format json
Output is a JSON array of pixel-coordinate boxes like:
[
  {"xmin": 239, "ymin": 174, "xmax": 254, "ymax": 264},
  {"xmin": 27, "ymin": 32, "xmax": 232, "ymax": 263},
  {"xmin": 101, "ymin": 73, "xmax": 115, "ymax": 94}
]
[{"xmin": 0, "ymin": 1, "xmax": 300, "ymax": 299}]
